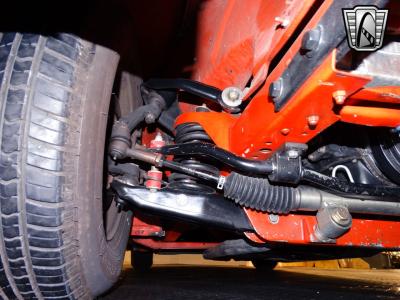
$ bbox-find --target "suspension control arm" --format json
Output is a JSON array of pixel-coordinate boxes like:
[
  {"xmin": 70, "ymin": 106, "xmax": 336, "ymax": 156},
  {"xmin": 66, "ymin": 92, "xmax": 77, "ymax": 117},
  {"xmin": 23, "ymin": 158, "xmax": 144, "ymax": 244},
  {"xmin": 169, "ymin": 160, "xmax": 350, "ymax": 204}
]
[{"xmin": 112, "ymin": 181, "xmax": 253, "ymax": 232}]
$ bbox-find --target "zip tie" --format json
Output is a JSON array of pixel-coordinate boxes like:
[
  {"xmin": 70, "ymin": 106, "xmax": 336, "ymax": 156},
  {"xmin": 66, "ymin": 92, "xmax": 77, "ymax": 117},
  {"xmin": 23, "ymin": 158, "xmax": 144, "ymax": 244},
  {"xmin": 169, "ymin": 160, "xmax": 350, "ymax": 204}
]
[{"xmin": 217, "ymin": 176, "xmax": 226, "ymax": 190}]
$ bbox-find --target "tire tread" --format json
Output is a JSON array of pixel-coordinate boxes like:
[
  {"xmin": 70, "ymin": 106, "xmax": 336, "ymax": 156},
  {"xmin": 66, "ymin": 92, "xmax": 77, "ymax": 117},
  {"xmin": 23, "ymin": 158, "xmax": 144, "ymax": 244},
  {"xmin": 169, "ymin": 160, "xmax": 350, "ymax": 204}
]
[{"xmin": 0, "ymin": 33, "xmax": 93, "ymax": 299}]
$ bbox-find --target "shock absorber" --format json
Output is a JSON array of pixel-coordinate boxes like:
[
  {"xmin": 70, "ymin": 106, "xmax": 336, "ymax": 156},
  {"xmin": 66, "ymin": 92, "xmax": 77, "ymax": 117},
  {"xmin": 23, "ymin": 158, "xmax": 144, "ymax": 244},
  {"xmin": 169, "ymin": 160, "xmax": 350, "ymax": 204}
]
[{"xmin": 168, "ymin": 122, "xmax": 219, "ymax": 193}]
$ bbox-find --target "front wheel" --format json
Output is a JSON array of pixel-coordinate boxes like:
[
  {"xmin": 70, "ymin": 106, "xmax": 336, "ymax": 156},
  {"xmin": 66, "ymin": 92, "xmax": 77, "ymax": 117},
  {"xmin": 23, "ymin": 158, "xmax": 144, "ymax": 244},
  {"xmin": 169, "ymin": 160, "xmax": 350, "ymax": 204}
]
[{"xmin": 0, "ymin": 33, "xmax": 131, "ymax": 299}]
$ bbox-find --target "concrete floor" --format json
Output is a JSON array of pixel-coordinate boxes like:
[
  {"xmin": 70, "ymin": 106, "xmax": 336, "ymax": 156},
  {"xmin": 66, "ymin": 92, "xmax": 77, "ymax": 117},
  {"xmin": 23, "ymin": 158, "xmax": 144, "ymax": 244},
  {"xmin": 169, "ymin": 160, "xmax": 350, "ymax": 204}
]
[{"xmin": 100, "ymin": 255, "xmax": 400, "ymax": 300}]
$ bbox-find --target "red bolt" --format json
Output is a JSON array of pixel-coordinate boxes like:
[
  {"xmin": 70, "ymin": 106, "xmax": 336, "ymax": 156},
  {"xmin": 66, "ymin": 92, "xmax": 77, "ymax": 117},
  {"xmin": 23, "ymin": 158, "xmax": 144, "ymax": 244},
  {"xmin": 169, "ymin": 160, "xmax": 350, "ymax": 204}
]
[
  {"xmin": 146, "ymin": 167, "xmax": 163, "ymax": 190},
  {"xmin": 147, "ymin": 132, "xmax": 165, "ymax": 189},
  {"xmin": 281, "ymin": 128, "xmax": 290, "ymax": 135}
]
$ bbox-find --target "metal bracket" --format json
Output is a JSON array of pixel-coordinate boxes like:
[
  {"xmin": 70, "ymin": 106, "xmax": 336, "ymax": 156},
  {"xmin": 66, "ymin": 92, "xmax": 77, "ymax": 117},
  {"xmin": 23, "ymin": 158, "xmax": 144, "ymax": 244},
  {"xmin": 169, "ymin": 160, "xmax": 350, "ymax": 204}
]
[{"xmin": 268, "ymin": 142, "xmax": 308, "ymax": 184}]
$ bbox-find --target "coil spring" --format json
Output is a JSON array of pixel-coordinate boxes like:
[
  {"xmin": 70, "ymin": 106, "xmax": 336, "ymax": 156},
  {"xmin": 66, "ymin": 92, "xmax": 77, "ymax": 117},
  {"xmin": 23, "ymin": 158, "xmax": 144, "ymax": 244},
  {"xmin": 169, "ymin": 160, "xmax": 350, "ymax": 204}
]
[{"xmin": 169, "ymin": 122, "xmax": 219, "ymax": 193}]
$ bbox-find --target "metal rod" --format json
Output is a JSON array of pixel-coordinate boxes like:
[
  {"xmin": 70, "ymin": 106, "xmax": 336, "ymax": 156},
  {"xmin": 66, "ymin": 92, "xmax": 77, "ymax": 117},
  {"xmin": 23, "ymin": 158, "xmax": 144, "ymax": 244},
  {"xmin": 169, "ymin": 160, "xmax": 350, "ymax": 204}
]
[
  {"xmin": 161, "ymin": 160, "xmax": 220, "ymax": 184},
  {"xmin": 125, "ymin": 147, "xmax": 220, "ymax": 184},
  {"xmin": 298, "ymin": 187, "xmax": 400, "ymax": 217},
  {"xmin": 143, "ymin": 78, "xmax": 222, "ymax": 103},
  {"xmin": 158, "ymin": 143, "xmax": 274, "ymax": 175}
]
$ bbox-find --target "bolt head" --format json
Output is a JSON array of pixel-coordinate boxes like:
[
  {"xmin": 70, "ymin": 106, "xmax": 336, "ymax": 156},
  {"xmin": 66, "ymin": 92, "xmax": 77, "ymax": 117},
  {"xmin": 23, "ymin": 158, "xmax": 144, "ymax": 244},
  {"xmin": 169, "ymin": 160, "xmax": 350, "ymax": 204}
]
[
  {"xmin": 281, "ymin": 128, "xmax": 290, "ymax": 135},
  {"xmin": 228, "ymin": 90, "xmax": 240, "ymax": 100},
  {"xmin": 275, "ymin": 17, "xmax": 290, "ymax": 28},
  {"xmin": 268, "ymin": 214, "xmax": 280, "ymax": 224},
  {"xmin": 307, "ymin": 115, "xmax": 319, "ymax": 127},
  {"xmin": 331, "ymin": 207, "xmax": 352, "ymax": 226},
  {"xmin": 195, "ymin": 104, "xmax": 210, "ymax": 112},
  {"xmin": 145, "ymin": 112, "xmax": 156, "ymax": 124},
  {"xmin": 154, "ymin": 132, "xmax": 163, "ymax": 141},
  {"xmin": 287, "ymin": 149, "xmax": 299, "ymax": 159},
  {"xmin": 269, "ymin": 78, "xmax": 283, "ymax": 99},
  {"xmin": 301, "ymin": 27, "xmax": 321, "ymax": 52},
  {"xmin": 336, "ymin": 207, "xmax": 349, "ymax": 219},
  {"xmin": 333, "ymin": 90, "xmax": 347, "ymax": 105},
  {"xmin": 221, "ymin": 86, "xmax": 243, "ymax": 108}
]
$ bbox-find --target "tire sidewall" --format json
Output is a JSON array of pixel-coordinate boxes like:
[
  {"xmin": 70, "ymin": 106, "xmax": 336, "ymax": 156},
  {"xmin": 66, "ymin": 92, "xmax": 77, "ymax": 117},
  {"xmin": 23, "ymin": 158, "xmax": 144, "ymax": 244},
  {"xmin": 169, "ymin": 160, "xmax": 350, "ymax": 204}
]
[{"xmin": 75, "ymin": 44, "xmax": 131, "ymax": 296}]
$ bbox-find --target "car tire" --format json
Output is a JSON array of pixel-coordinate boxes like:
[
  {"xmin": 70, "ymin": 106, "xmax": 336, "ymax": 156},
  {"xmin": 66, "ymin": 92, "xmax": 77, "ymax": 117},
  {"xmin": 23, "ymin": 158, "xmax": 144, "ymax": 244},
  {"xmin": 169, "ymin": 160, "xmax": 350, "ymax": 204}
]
[{"xmin": 0, "ymin": 33, "xmax": 131, "ymax": 299}]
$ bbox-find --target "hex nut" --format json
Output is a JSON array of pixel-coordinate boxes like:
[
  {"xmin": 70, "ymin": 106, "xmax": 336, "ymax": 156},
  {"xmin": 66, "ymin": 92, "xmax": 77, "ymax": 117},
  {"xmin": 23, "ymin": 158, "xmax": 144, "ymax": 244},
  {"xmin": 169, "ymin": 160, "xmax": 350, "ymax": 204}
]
[
  {"xmin": 307, "ymin": 115, "xmax": 319, "ymax": 127},
  {"xmin": 269, "ymin": 78, "xmax": 283, "ymax": 99},
  {"xmin": 221, "ymin": 86, "xmax": 243, "ymax": 108},
  {"xmin": 287, "ymin": 150, "xmax": 299, "ymax": 159},
  {"xmin": 301, "ymin": 27, "xmax": 322, "ymax": 52},
  {"xmin": 333, "ymin": 90, "xmax": 347, "ymax": 105},
  {"xmin": 145, "ymin": 112, "xmax": 156, "ymax": 124},
  {"xmin": 268, "ymin": 214, "xmax": 280, "ymax": 224}
]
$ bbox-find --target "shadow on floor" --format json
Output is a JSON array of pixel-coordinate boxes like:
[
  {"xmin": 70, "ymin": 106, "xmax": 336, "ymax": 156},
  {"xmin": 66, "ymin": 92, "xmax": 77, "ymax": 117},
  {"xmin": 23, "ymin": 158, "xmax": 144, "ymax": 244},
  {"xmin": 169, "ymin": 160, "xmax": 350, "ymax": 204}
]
[{"xmin": 99, "ymin": 266, "xmax": 400, "ymax": 300}]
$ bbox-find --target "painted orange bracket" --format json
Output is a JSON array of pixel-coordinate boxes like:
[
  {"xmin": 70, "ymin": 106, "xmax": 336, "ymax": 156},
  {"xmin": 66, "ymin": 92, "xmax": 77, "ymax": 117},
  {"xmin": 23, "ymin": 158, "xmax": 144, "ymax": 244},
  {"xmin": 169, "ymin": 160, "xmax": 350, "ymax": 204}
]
[
  {"xmin": 131, "ymin": 214, "xmax": 164, "ymax": 237},
  {"xmin": 230, "ymin": 50, "xmax": 371, "ymax": 158},
  {"xmin": 178, "ymin": 51, "xmax": 373, "ymax": 157}
]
